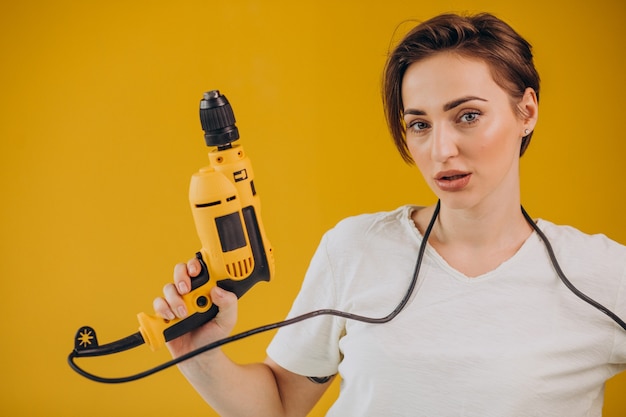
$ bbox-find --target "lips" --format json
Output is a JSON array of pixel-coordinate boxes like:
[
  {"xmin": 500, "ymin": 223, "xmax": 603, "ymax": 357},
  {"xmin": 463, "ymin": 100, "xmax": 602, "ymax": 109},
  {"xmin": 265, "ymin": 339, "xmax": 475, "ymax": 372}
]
[
  {"xmin": 434, "ymin": 171, "xmax": 471, "ymax": 191},
  {"xmin": 440, "ymin": 174, "xmax": 466, "ymax": 180}
]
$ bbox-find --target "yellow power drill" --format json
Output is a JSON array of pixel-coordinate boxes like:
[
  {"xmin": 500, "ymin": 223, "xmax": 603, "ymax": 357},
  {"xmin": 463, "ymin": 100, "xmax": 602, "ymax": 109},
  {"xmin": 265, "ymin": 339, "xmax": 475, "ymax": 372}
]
[{"xmin": 70, "ymin": 90, "xmax": 274, "ymax": 361}]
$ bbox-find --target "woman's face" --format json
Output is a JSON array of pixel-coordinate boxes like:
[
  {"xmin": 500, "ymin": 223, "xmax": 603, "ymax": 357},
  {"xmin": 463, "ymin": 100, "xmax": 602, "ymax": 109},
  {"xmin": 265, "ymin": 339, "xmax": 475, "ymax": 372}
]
[{"xmin": 401, "ymin": 52, "xmax": 537, "ymax": 210}]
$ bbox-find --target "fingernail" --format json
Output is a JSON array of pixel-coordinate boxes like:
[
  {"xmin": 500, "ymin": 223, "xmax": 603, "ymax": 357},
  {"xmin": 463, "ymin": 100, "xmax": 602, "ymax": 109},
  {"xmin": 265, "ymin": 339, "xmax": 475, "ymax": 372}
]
[
  {"xmin": 188, "ymin": 264, "xmax": 197, "ymax": 275},
  {"xmin": 178, "ymin": 306, "xmax": 187, "ymax": 318},
  {"xmin": 214, "ymin": 286, "xmax": 225, "ymax": 298},
  {"xmin": 178, "ymin": 281, "xmax": 188, "ymax": 294},
  {"xmin": 165, "ymin": 311, "xmax": 175, "ymax": 321}
]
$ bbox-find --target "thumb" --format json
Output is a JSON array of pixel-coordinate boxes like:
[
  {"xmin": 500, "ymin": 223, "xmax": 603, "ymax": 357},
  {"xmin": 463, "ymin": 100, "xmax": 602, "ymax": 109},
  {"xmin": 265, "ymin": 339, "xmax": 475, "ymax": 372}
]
[{"xmin": 210, "ymin": 286, "xmax": 238, "ymax": 332}]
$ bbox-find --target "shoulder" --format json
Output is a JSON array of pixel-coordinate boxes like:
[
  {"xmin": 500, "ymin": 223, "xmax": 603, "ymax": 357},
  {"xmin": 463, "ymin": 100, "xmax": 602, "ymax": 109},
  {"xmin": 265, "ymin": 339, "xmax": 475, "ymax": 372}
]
[
  {"xmin": 536, "ymin": 219, "xmax": 626, "ymax": 257},
  {"xmin": 326, "ymin": 205, "xmax": 418, "ymax": 242},
  {"xmin": 535, "ymin": 219, "xmax": 626, "ymax": 291},
  {"xmin": 315, "ymin": 205, "xmax": 422, "ymax": 260}
]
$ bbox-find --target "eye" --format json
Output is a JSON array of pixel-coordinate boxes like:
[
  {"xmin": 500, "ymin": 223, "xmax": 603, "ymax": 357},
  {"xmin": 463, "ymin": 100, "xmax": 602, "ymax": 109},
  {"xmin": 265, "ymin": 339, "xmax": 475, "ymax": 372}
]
[
  {"xmin": 459, "ymin": 111, "xmax": 481, "ymax": 124},
  {"xmin": 406, "ymin": 119, "xmax": 430, "ymax": 134}
]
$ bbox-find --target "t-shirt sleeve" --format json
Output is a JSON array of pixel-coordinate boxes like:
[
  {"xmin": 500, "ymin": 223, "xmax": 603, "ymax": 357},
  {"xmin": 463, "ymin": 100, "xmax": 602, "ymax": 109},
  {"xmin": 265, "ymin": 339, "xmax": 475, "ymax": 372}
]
[{"xmin": 266, "ymin": 231, "xmax": 345, "ymax": 378}]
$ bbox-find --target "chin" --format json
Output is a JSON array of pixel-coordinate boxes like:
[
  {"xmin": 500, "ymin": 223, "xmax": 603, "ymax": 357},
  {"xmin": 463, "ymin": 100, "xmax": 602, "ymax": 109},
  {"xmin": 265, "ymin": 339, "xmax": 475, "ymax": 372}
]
[{"xmin": 435, "ymin": 192, "xmax": 481, "ymax": 211}]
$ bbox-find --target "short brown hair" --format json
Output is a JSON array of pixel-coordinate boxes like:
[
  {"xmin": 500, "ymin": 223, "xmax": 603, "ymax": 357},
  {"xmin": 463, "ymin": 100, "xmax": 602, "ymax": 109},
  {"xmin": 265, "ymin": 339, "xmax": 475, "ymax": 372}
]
[{"xmin": 382, "ymin": 13, "xmax": 540, "ymax": 163}]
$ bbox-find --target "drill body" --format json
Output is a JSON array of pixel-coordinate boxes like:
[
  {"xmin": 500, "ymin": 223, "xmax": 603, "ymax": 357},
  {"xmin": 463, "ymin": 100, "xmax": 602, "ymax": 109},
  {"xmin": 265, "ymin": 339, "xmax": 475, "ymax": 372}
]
[
  {"xmin": 136, "ymin": 91, "xmax": 274, "ymax": 350},
  {"xmin": 70, "ymin": 89, "xmax": 273, "ymax": 375}
]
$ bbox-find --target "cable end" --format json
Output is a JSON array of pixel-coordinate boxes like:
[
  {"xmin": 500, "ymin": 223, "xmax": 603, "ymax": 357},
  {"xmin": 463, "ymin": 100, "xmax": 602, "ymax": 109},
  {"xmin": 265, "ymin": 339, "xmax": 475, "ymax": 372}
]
[{"xmin": 74, "ymin": 326, "xmax": 99, "ymax": 352}]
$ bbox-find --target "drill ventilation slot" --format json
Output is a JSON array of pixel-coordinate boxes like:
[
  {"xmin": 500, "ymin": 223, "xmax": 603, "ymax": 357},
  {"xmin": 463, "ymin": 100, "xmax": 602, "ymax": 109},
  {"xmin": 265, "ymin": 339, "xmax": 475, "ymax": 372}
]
[{"xmin": 226, "ymin": 257, "xmax": 254, "ymax": 278}]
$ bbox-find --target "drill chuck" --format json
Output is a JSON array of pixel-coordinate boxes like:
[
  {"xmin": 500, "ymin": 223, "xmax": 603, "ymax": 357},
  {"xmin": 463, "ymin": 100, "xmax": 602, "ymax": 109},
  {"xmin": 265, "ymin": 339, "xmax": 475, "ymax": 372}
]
[{"xmin": 200, "ymin": 90, "xmax": 240, "ymax": 148}]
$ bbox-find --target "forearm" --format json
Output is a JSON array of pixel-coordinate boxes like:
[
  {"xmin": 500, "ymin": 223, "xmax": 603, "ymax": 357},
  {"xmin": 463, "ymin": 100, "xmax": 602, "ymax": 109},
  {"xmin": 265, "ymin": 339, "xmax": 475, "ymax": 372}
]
[{"xmin": 178, "ymin": 350, "xmax": 285, "ymax": 417}]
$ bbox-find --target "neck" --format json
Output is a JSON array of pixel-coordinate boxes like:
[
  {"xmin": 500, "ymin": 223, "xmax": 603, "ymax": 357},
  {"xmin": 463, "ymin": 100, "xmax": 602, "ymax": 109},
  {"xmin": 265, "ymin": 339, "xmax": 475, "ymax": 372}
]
[
  {"xmin": 414, "ymin": 197, "xmax": 534, "ymax": 277},
  {"xmin": 447, "ymin": 200, "xmax": 526, "ymax": 242}
]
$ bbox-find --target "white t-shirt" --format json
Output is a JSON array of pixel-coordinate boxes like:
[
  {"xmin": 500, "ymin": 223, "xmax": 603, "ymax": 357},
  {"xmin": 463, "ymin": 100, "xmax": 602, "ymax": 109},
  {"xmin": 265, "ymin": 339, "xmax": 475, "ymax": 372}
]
[{"xmin": 267, "ymin": 205, "xmax": 626, "ymax": 417}]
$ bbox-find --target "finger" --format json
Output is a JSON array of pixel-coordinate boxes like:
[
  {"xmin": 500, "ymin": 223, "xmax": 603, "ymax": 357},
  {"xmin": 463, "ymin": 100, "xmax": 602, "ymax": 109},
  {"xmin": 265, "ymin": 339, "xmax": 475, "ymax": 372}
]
[
  {"xmin": 163, "ymin": 282, "xmax": 188, "ymax": 318},
  {"xmin": 153, "ymin": 296, "xmax": 176, "ymax": 321},
  {"xmin": 187, "ymin": 256, "xmax": 202, "ymax": 277},
  {"xmin": 173, "ymin": 262, "xmax": 192, "ymax": 295}
]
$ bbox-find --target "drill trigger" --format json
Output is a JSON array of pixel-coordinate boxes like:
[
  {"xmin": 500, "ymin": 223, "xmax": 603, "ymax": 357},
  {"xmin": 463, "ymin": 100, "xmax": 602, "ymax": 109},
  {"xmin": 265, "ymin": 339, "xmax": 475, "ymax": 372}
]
[{"xmin": 191, "ymin": 252, "xmax": 210, "ymax": 291}]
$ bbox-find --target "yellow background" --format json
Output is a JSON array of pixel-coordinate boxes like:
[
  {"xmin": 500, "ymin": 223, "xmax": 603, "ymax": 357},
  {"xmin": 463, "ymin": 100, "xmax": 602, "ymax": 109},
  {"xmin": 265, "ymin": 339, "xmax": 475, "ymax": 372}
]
[{"xmin": 1, "ymin": 0, "xmax": 625, "ymax": 415}]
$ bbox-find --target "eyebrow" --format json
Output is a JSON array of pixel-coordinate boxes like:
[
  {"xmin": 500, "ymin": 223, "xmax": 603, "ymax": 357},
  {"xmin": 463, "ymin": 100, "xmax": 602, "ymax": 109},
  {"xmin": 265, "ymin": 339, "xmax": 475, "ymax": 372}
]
[{"xmin": 403, "ymin": 96, "xmax": 488, "ymax": 116}]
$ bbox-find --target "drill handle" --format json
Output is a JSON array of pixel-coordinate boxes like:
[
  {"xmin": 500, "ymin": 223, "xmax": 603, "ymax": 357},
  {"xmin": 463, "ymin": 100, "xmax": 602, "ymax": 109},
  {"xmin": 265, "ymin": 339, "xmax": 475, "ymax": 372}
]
[
  {"xmin": 167, "ymin": 204, "xmax": 273, "ymax": 338},
  {"xmin": 166, "ymin": 204, "xmax": 274, "ymax": 338},
  {"xmin": 138, "ymin": 205, "xmax": 272, "ymax": 350}
]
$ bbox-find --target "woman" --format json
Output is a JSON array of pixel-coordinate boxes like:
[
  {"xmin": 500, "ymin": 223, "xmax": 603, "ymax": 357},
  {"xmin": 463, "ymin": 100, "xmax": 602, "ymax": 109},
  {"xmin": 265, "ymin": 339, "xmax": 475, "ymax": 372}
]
[{"xmin": 155, "ymin": 12, "xmax": 626, "ymax": 416}]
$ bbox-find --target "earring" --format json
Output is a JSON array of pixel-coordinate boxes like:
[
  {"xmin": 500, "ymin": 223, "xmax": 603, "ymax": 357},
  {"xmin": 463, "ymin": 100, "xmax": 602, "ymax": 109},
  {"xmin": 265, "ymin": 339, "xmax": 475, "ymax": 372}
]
[{"xmin": 524, "ymin": 129, "xmax": 530, "ymax": 135}]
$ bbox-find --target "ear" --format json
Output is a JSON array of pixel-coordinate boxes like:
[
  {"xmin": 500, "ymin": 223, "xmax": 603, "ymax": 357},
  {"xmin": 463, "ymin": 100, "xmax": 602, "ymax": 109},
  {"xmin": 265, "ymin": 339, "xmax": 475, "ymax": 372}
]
[{"xmin": 519, "ymin": 87, "xmax": 538, "ymax": 134}]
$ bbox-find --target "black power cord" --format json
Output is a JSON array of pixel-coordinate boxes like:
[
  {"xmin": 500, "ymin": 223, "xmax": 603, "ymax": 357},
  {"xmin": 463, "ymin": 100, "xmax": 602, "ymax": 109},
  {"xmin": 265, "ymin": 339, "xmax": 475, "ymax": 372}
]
[{"xmin": 68, "ymin": 201, "xmax": 626, "ymax": 383}]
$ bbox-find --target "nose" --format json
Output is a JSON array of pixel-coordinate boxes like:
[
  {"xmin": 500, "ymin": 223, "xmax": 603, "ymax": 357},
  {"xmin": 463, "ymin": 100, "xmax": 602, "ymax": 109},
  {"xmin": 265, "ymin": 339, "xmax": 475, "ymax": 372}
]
[{"xmin": 430, "ymin": 124, "xmax": 458, "ymax": 162}]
